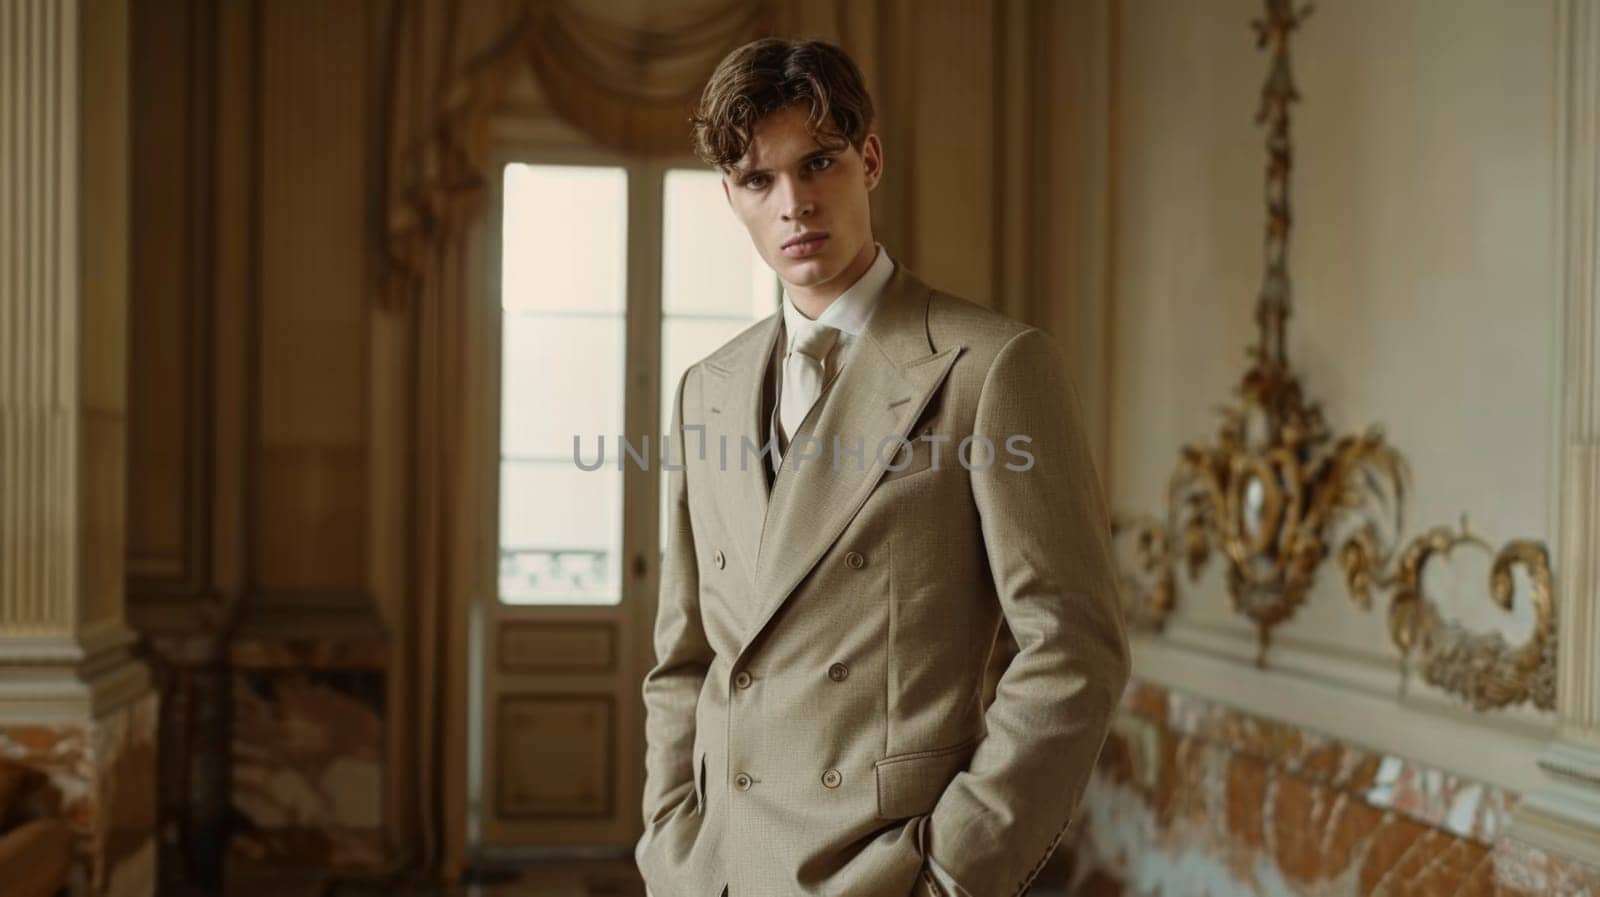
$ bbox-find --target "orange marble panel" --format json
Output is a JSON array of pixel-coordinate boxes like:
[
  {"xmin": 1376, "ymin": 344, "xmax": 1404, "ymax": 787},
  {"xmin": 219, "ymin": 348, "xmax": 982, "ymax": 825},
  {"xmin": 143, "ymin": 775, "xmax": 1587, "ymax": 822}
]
[
  {"xmin": 1223, "ymin": 755, "xmax": 1268, "ymax": 854},
  {"xmin": 1069, "ymin": 680, "xmax": 1600, "ymax": 897}
]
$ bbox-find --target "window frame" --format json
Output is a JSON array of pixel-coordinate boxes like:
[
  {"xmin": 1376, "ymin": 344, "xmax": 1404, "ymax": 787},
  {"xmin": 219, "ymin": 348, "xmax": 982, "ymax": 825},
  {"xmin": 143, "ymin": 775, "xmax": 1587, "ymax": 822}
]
[{"xmin": 482, "ymin": 144, "xmax": 727, "ymax": 610}]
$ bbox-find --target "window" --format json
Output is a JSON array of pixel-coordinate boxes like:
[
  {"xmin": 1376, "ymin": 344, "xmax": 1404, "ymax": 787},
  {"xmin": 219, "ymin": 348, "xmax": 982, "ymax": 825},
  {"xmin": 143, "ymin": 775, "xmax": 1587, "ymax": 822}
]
[{"xmin": 497, "ymin": 163, "xmax": 778, "ymax": 606}]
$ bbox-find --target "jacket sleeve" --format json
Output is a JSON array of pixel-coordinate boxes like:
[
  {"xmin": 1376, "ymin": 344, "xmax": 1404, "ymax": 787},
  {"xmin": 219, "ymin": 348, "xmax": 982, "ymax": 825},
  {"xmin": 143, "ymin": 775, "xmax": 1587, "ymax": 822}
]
[
  {"xmin": 925, "ymin": 327, "xmax": 1133, "ymax": 896},
  {"xmin": 637, "ymin": 364, "xmax": 713, "ymax": 829}
]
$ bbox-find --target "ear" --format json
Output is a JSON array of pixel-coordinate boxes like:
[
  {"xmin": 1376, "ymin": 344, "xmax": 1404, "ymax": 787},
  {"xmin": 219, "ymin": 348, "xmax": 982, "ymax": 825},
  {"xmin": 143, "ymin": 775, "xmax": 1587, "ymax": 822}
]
[{"xmin": 861, "ymin": 133, "xmax": 884, "ymax": 192}]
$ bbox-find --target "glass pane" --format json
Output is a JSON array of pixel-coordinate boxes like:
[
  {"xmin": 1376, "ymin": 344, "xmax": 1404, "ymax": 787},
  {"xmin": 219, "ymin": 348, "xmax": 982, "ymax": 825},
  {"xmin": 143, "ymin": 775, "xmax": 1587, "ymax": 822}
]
[
  {"xmin": 502, "ymin": 164, "xmax": 628, "ymax": 314},
  {"xmin": 660, "ymin": 169, "xmax": 781, "ymax": 550},
  {"xmin": 501, "ymin": 313, "xmax": 624, "ymax": 459},
  {"xmin": 662, "ymin": 169, "xmax": 776, "ymax": 318},
  {"xmin": 500, "ymin": 461, "xmax": 621, "ymax": 605},
  {"xmin": 499, "ymin": 163, "xmax": 627, "ymax": 606}
]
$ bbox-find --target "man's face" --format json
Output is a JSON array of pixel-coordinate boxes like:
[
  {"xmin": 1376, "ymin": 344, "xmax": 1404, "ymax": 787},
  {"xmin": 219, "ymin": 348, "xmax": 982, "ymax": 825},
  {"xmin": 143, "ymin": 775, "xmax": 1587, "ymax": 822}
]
[{"xmin": 721, "ymin": 103, "xmax": 883, "ymax": 297}]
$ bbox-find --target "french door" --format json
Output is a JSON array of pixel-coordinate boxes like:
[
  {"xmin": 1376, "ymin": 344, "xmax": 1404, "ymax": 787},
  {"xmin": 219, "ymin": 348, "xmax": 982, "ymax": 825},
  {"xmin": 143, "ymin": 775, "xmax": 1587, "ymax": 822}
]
[{"xmin": 470, "ymin": 149, "xmax": 778, "ymax": 856}]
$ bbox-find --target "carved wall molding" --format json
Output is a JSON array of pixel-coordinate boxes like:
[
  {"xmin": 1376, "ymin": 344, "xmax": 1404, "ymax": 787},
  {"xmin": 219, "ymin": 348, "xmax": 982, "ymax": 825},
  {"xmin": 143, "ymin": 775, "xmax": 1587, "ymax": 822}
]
[
  {"xmin": 1112, "ymin": 0, "xmax": 1556, "ymax": 713},
  {"xmin": 1548, "ymin": 0, "xmax": 1600, "ymax": 746},
  {"xmin": 1509, "ymin": 0, "xmax": 1600, "ymax": 870},
  {"xmin": 127, "ymin": 0, "xmax": 218, "ymax": 599}
]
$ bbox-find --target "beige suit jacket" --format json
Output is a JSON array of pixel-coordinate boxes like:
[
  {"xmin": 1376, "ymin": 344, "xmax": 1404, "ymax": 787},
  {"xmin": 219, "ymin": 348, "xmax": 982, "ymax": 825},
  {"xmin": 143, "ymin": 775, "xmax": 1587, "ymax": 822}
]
[{"xmin": 636, "ymin": 262, "xmax": 1132, "ymax": 897}]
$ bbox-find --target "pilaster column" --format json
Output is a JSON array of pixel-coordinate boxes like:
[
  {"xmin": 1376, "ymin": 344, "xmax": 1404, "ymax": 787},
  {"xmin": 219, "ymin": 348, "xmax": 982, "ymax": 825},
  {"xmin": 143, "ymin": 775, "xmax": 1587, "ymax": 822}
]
[
  {"xmin": 1510, "ymin": 0, "xmax": 1600, "ymax": 870},
  {"xmin": 0, "ymin": 0, "xmax": 156, "ymax": 894}
]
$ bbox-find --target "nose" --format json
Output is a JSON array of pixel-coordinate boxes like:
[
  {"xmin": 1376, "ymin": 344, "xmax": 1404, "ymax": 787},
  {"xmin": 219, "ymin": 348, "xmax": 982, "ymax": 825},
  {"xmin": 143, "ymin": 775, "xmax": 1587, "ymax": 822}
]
[{"xmin": 776, "ymin": 175, "xmax": 815, "ymax": 221}]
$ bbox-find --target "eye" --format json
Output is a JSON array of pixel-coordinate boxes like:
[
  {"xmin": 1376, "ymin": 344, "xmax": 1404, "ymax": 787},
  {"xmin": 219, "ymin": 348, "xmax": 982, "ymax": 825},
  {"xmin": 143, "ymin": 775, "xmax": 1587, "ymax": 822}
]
[
  {"xmin": 807, "ymin": 156, "xmax": 834, "ymax": 173},
  {"xmin": 743, "ymin": 173, "xmax": 770, "ymax": 190}
]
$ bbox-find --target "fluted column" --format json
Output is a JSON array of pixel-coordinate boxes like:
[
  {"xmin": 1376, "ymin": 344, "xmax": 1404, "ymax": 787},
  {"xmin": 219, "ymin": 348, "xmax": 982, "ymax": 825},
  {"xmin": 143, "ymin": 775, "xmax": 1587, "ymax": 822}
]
[
  {"xmin": 0, "ymin": 0, "xmax": 83, "ymax": 643},
  {"xmin": 1510, "ymin": 0, "xmax": 1600, "ymax": 869},
  {"xmin": 0, "ymin": 0, "xmax": 155, "ymax": 893},
  {"xmin": 0, "ymin": 0, "xmax": 147, "ymax": 710}
]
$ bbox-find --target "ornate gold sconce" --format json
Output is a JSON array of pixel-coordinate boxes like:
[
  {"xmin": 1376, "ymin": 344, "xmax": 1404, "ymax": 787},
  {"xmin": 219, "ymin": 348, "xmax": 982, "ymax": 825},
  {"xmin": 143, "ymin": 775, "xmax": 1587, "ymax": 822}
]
[{"xmin": 1113, "ymin": 0, "xmax": 1556, "ymax": 712}]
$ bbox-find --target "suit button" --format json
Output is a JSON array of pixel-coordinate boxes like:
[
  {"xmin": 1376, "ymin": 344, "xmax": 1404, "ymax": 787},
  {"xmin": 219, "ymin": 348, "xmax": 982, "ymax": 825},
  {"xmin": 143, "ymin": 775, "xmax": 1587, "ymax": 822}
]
[
  {"xmin": 734, "ymin": 772, "xmax": 753, "ymax": 791},
  {"xmin": 827, "ymin": 662, "xmax": 849, "ymax": 682},
  {"xmin": 845, "ymin": 551, "xmax": 865, "ymax": 569},
  {"xmin": 734, "ymin": 671, "xmax": 753, "ymax": 689},
  {"xmin": 821, "ymin": 768, "xmax": 842, "ymax": 788},
  {"xmin": 713, "ymin": 550, "xmax": 725, "ymax": 569}
]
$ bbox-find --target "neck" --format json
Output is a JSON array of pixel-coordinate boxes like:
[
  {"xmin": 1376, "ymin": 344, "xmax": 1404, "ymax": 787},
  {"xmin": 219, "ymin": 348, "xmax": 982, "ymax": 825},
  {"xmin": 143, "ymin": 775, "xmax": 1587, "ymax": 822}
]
[{"xmin": 784, "ymin": 240, "xmax": 877, "ymax": 318}]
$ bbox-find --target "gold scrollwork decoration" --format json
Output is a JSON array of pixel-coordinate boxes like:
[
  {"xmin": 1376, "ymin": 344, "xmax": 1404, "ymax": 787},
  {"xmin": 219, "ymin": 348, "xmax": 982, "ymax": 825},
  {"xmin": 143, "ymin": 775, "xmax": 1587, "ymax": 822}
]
[
  {"xmin": 1111, "ymin": 512, "xmax": 1176, "ymax": 631},
  {"xmin": 1383, "ymin": 524, "xmax": 1557, "ymax": 711},
  {"xmin": 1110, "ymin": 0, "xmax": 1557, "ymax": 712}
]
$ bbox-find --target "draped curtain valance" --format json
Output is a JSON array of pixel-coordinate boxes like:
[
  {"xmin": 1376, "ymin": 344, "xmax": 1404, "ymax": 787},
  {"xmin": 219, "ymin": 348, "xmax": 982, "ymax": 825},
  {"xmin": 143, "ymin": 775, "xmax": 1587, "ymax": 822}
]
[{"xmin": 380, "ymin": 0, "xmax": 773, "ymax": 310}]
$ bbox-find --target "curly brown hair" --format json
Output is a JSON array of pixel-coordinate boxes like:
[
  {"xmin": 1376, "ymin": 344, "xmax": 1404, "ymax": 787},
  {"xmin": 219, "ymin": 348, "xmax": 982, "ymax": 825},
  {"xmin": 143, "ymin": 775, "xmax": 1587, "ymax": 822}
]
[{"xmin": 691, "ymin": 38, "xmax": 875, "ymax": 170}]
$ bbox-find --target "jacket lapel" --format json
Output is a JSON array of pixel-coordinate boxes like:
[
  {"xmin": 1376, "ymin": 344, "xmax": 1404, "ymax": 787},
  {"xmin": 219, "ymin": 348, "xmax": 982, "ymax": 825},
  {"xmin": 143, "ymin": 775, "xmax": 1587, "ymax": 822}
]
[
  {"xmin": 739, "ymin": 264, "xmax": 963, "ymax": 653},
  {"xmin": 700, "ymin": 314, "xmax": 781, "ymax": 589}
]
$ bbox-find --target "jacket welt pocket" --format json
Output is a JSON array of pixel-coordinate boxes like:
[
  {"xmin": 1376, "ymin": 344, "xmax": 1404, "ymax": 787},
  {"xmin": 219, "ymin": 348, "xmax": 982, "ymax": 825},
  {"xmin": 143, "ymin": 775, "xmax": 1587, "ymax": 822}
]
[
  {"xmin": 878, "ymin": 430, "xmax": 940, "ymax": 484},
  {"xmin": 694, "ymin": 750, "xmax": 707, "ymax": 815},
  {"xmin": 873, "ymin": 734, "xmax": 982, "ymax": 820}
]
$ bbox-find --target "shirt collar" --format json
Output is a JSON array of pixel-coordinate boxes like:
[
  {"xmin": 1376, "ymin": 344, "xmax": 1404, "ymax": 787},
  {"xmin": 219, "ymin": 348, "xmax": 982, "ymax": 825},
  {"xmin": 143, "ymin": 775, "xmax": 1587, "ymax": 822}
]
[{"xmin": 781, "ymin": 242, "xmax": 894, "ymax": 350}]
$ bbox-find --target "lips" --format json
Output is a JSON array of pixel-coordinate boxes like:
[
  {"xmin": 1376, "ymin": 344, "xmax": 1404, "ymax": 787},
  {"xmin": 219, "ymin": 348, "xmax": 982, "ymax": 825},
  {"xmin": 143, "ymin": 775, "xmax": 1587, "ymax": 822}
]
[{"xmin": 781, "ymin": 231, "xmax": 830, "ymax": 259}]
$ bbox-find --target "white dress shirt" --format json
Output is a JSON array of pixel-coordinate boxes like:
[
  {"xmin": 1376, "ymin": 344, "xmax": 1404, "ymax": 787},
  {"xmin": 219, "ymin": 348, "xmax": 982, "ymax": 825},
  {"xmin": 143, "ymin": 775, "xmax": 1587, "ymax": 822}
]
[
  {"xmin": 761, "ymin": 242, "xmax": 971, "ymax": 897},
  {"xmin": 766, "ymin": 241, "xmax": 893, "ymax": 477}
]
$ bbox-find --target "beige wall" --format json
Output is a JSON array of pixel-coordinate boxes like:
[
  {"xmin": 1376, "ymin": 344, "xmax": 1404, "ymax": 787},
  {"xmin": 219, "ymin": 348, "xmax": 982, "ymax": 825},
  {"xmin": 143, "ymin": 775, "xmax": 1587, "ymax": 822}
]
[
  {"xmin": 129, "ymin": 0, "xmax": 382, "ymax": 617},
  {"xmin": 1107, "ymin": 0, "xmax": 1563, "ymax": 790},
  {"xmin": 878, "ymin": 0, "xmax": 1116, "ymax": 462},
  {"xmin": 253, "ymin": 0, "xmax": 374, "ymax": 594}
]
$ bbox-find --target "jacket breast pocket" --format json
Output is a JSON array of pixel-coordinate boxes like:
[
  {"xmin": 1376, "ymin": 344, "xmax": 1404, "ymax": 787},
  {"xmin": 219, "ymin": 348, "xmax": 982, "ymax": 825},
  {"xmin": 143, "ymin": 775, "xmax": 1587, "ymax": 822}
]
[
  {"xmin": 883, "ymin": 419, "xmax": 961, "ymax": 483},
  {"xmin": 874, "ymin": 733, "xmax": 983, "ymax": 820}
]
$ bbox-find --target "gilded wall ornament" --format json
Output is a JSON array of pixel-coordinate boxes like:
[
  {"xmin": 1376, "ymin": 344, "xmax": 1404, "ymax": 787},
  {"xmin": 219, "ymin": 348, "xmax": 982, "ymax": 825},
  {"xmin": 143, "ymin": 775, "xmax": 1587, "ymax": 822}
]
[{"xmin": 1112, "ymin": 0, "xmax": 1556, "ymax": 712}]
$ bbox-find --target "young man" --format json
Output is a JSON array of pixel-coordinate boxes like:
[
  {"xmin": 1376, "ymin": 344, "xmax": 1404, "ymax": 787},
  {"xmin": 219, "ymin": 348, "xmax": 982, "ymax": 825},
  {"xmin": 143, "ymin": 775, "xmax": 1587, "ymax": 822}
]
[{"xmin": 635, "ymin": 38, "xmax": 1131, "ymax": 897}]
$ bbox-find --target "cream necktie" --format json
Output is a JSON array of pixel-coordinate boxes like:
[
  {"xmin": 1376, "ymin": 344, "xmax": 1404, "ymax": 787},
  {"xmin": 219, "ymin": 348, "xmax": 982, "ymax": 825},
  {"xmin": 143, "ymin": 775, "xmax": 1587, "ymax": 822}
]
[{"xmin": 778, "ymin": 317, "xmax": 840, "ymax": 455}]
